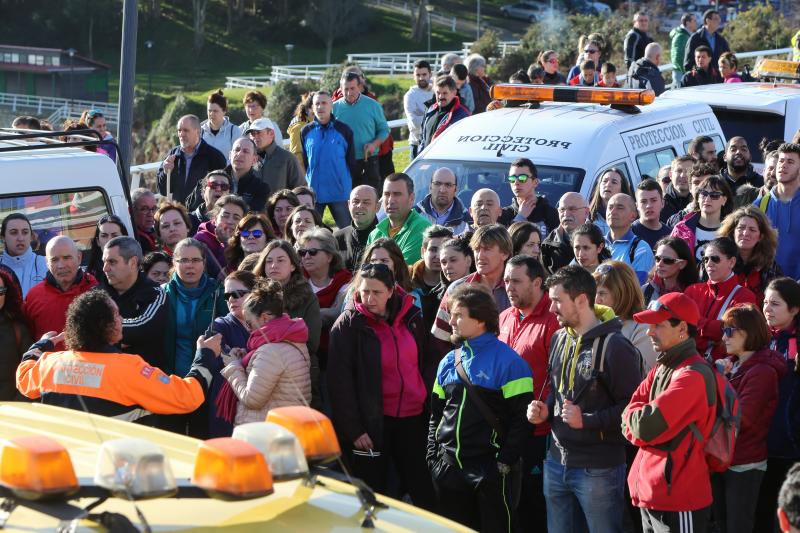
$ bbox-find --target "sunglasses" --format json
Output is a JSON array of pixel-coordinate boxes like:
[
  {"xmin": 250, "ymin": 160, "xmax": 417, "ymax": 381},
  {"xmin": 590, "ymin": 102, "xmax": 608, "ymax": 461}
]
[
  {"xmin": 361, "ymin": 262, "xmax": 391, "ymax": 273},
  {"xmin": 584, "ymin": 48, "xmax": 599, "ymax": 54},
  {"xmin": 722, "ymin": 326, "xmax": 740, "ymax": 337},
  {"xmin": 0, "ymin": 287, "xmax": 7, "ymax": 295},
  {"xmin": 240, "ymin": 229, "xmax": 264, "ymax": 239},
  {"xmin": 648, "ymin": 299, "xmax": 677, "ymax": 319},
  {"xmin": 224, "ymin": 290, "xmax": 250, "ymax": 300},
  {"xmin": 207, "ymin": 182, "xmax": 230, "ymax": 191},
  {"xmin": 547, "ymin": 59, "xmax": 559, "ymax": 64},
  {"xmin": 507, "ymin": 174, "xmax": 532, "ymax": 183},
  {"xmin": 654, "ymin": 255, "xmax": 679, "ymax": 265},
  {"xmin": 595, "ymin": 263, "xmax": 614, "ymax": 275},
  {"xmin": 298, "ymin": 248, "xmax": 321, "ymax": 257},
  {"xmin": 702, "ymin": 255, "xmax": 722, "ymax": 264},
  {"xmin": 698, "ymin": 190, "xmax": 723, "ymax": 200}
]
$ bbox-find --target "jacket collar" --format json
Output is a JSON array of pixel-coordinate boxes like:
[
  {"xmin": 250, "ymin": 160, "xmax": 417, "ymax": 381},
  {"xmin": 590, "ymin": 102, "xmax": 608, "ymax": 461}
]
[
  {"xmin": 657, "ymin": 338, "xmax": 698, "ymax": 368},
  {"xmin": 46, "ymin": 270, "xmax": 85, "ymax": 292},
  {"xmin": 511, "ymin": 292, "xmax": 552, "ymax": 323},
  {"xmin": 707, "ymin": 272, "xmax": 739, "ymax": 293}
]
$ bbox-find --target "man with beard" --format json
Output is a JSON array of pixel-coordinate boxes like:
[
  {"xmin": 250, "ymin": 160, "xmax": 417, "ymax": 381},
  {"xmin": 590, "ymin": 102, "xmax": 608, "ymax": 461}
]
[
  {"xmin": 427, "ymin": 283, "xmax": 532, "ymax": 532},
  {"xmin": 414, "ymin": 167, "xmax": 470, "ymax": 234},
  {"xmin": 404, "ymin": 60, "xmax": 434, "ymax": 159},
  {"xmin": 540, "ymin": 193, "xmax": 589, "ymax": 275},
  {"xmin": 721, "ymin": 136, "xmax": 764, "ymax": 190},
  {"xmin": 469, "ymin": 189, "xmax": 504, "ymax": 228},
  {"xmin": 419, "ymin": 76, "xmax": 470, "ymax": 152},
  {"xmin": 757, "ymin": 143, "xmax": 800, "ymax": 279}
]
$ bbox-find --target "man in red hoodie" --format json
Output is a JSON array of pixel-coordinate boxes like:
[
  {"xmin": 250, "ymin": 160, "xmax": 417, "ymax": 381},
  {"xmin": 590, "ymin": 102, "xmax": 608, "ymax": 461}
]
[
  {"xmin": 498, "ymin": 255, "xmax": 560, "ymax": 532},
  {"xmin": 23, "ymin": 236, "xmax": 98, "ymax": 345},
  {"xmin": 622, "ymin": 292, "xmax": 716, "ymax": 532}
]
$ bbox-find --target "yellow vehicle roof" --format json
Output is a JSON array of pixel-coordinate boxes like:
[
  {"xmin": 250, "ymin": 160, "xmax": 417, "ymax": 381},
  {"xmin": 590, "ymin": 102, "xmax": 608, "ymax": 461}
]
[{"xmin": 0, "ymin": 402, "xmax": 473, "ymax": 532}]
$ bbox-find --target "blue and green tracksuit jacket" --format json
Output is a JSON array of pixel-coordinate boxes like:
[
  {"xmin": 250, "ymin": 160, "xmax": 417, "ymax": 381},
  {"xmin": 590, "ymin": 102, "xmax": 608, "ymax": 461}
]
[{"xmin": 427, "ymin": 332, "xmax": 533, "ymax": 468}]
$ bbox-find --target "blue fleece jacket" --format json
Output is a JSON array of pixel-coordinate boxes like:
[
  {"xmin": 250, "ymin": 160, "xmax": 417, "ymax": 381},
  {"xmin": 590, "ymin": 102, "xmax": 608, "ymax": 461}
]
[
  {"xmin": 332, "ymin": 95, "xmax": 389, "ymax": 159},
  {"xmin": 301, "ymin": 117, "xmax": 356, "ymax": 204},
  {"xmin": 756, "ymin": 189, "xmax": 800, "ymax": 279}
]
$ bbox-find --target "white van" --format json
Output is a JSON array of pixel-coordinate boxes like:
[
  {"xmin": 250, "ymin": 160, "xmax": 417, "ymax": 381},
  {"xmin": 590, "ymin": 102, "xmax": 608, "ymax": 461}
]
[
  {"xmin": 404, "ymin": 86, "xmax": 726, "ymax": 207},
  {"xmin": 0, "ymin": 129, "xmax": 133, "ymax": 256},
  {"xmin": 660, "ymin": 81, "xmax": 800, "ymax": 164}
]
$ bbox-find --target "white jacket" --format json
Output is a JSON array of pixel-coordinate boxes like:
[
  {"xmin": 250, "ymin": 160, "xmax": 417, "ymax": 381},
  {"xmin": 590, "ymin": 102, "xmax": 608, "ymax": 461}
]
[
  {"xmin": 404, "ymin": 85, "xmax": 434, "ymax": 146},
  {"xmin": 201, "ymin": 117, "xmax": 241, "ymax": 163},
  {"xmin": 0, "ymin": 248, "xmax": 47, "ymax": 298}
]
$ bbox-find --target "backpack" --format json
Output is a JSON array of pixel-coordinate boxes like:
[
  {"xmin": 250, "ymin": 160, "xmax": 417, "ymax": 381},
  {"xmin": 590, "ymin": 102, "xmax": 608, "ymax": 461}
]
[
  {"xmin": 759, "ymin": 194, "xmax": 770, "ymax": 213},
  {"xmin": 625, "ymin": 66, "xmax": 653, "ymax": 92},
  {"xmin": 662, "ymin": 360, "xmax": 741, "ymax": 473}
]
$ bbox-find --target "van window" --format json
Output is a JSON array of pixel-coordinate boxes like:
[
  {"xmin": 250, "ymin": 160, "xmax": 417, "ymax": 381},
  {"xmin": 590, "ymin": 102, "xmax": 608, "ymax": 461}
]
[
  {"xmin": 711, "ymin": 109, "xmax": 785, "ymax": 164},
  {"xmin": 405, "ymin": 159, "xmax": 585, "ymax": 208},
  {"xmin": 636, "ymin": 147, "xmax": 677, "ymax": 181},
  {"xmin": 682, "ymin": 134, "xmax": 725, "ymax": 158},
  {"xmin": 0, "ymin": 189, "xmax": 111, "ymax": 252}
]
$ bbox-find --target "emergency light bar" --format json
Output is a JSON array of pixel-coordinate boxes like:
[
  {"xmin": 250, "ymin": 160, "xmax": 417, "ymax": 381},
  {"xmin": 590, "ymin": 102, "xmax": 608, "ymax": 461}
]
[
  {"xmin": 490, "ymin": 84, "xmax": 656, "ymax": 107},
  {"xmin": 752, "ymin": 59, "xmax": 800, "ymax": 81}
]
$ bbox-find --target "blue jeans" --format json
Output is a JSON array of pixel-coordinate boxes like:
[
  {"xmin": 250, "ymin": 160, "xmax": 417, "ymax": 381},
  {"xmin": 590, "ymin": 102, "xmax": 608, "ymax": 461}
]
[
  {"xmin": 543, "ymin": 456, "xmax": 626, "ymax": 533},
  {"xmin": 316, "ymin": 201, "xmax": 351, "ymax": 229}
]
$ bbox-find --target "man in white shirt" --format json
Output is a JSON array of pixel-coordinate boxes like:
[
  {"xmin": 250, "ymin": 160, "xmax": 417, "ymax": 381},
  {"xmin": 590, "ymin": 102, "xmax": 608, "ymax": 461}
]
[{"xmin": 404, "ymin": 60, "xmax": 434, "ymax": 159}]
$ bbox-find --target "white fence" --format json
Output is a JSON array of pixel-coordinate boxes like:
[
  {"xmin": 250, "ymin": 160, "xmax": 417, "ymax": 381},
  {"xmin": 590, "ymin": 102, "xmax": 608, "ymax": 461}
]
[
  {"xmin": 0, "ymin": 92, "xmax": 118, "ymax": 126},
  {"xmin": 461, "ymin": 40, "xmax": 522, "ymax": 57}
]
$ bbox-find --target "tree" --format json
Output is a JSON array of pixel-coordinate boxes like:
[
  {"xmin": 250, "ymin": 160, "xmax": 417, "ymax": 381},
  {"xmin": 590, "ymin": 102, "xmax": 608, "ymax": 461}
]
[
  {"xmin": 307, "ymin": 0, "xmax": 368, "ymax": 64},
  {"xmin": 411, "ymin": 0, "xmax": 428, "ymax": 43},
  {"xmin": 724, "ymin": 3, "xmax": 793, "ymax": 57},
  {"xmin": 192, "ymin": 0, "xmax": 208, "ymax": 54}
]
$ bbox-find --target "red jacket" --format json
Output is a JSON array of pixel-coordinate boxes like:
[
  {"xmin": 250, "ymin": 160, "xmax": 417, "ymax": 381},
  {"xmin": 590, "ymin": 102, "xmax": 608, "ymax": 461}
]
[
  {"xmin": 498, "ymin": 293, "xmax": 560, "ymax": 436},
  {"xmin": 724, "ymin": 347, "xmax": 787, "ymax": 465},
  {"xmin": 684, "ymin": 276, "xmax": 758, "ymax": 360},
  {"xmin": 623, "ymin": 341, "xmax": 716, "ymax": 511},
  {"xmin": 23, "ymin": 271, "xmax": 98, "ymax": 343}
]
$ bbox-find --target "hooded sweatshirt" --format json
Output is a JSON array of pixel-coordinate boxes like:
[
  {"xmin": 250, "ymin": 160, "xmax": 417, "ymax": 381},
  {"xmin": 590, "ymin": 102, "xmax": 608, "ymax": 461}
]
[
  {"xmin": 193, "ymin": 220, "xmax": 227, "ymax": 273},
  {"xmin": 758, "ymin": 188, "xmax": 800, "ymax": 279},
  {"xmin": 546, "ymin": 305, "xmax": 644, "ymax": 468},
  {"xmin": 200, "ymin": 117, "xmax": 242, "ymax": 164},
  {"xmin": 219, "ymin": 314, "xmax": 311, "ymax": 426},
  {"xmin": 0, "ymin": 248, "xmax": 47, "ymax": 298}
]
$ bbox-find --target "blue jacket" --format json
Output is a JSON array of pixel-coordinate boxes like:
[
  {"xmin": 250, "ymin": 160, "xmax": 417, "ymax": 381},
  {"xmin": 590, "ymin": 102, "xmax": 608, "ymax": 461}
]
[
  {"xmin": 301, "ymin": 116, "xmax": 356, "ymax": 203},
  {"xmin": 428, "ymin": 332, "xmax": 533, "ymax": 468},
  {"xmin": 414, "ymin": 194, "xmax": 471, "ymax": 235},
  {"xmin": 606, "ymin": 228, "xmax": 655, "ymax": 284},
  {"xmin": 757, "ymin": 189, "xmax": 800, "ymax": 279}
]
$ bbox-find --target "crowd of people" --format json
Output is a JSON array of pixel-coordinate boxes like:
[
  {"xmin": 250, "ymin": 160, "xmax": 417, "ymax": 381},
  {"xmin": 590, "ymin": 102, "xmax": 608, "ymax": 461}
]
[{"xmin": 4, "ymin": 18, "xmax": 800, "ymax": 532}]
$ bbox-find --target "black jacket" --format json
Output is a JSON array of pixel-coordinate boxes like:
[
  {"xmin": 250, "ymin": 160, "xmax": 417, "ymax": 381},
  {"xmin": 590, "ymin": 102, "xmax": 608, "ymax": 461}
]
[
  {"xmin": 499, "ymin": 195, "xmax": 559, "ymax": 235},
  {"xmin": 624, "ymin": 28, "xmax": 654, "ymax": 68},
  {"xmin": 546, "ymin": 309, "xmax": 644, "ymax": 468},
  {"xmin": 626, "ymin": 58, "xmax": 666, "ymax": 96},
  {"xmin": 334, "ymin": 219, "xmax": 378, "ymax": 271},
  {"xmin": 101, "ymin": 273, "xmax": 169, "ymax": 369},
  {"xmin": 684, "ymin": 27, "xmax": 730, "ymax": 72},
  {"xmin": 681, "ymin": 65, "xmax": 723, "ymax": 87},
  {"xmin": 327, "ymin": 293, "xmax": 434, "ymax": 450},
  {"xmin": 156, "ymin": 140, "xmax": 227, "ymax": 211},
  {"xmin": 721, "ymin": 164, "xmax": 764, "ymax": 190},
  {"xmin": 227, "ymin": 166, "xmax": 270, "ymax": 213},
  {"xmin": 541, "ymin": 226, "xmax": 574, "ymax": 273},
  {"xmin": 661, "ymin": 183, "xmax": 692, "ymax": 225}
]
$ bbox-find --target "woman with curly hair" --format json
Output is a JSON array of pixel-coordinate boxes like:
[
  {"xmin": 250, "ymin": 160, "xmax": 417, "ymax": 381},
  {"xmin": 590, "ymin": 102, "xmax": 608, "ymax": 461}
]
[
  {"xmin": 224, "ymin": 213, "xmax": 274, "ymax": 272},
  {"xmin": 0, "ymin": 267, "xmax": 32, "ymax": 400},
  {"xmin": 254, "ymin": 240, "xmax": 321, "ymax": 407},
  {"xmin": 712, "ymin": 206, "xmax": 782, "ymax": 304},
  {"xmin": 588, "ymin": 168, "xmax": 632, "ymax": 235},
  {"xmin": 16, "ymin": 289, "xmax": 221, "ymax": 423}
]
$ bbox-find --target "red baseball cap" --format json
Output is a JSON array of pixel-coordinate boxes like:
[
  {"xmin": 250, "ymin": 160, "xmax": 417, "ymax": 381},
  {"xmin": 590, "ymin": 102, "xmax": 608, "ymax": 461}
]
[{"xmin": 634, "ymin": 292, "xmax": 700, "ymax": 326}]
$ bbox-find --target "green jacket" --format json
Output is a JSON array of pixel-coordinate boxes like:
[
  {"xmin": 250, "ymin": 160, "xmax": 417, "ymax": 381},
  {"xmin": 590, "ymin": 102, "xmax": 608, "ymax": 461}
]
[
  {"xmin": 367, "ymin": 209, "xmax": 432, "ymax": 264},
  {"xmin": 670, "ymin": 26, "xmax": 691, "ymax": 73}
]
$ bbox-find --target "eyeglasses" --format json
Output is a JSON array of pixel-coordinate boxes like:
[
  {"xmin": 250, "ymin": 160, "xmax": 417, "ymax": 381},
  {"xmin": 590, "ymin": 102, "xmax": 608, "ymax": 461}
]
[
  {"xmin": 722, "ymin": 326, "xmax": 740, "ymax": 337},
  {"xmin": 698, "ymin": 190, "xmax": 723, "ymax": 200},
  {"xmin": 298, "ymin": 248, "xmax": 321, "ymax": 257},
  {"xmin": 584, "ymin": 49, "xmax": 599, "ymax": 54},
  {"xmin": 654, "ymin": 255, "xmax": 679, "ymax": 265},
  {"xmin": 224, "ymin": 290, "xmax": 250, "ymax": 300},
  {"xmin": 547, "ymin": 59, "xmax": 559, "ymax": 64},
  {"xmin": 137, "ymin": 206, "xmax": 157, "ymax": 214},
  {"xmin": 175, "ymin": 257, "xmax": 204, "ymax": 264},
  {"xmin": 558, "ymin": 206, "xmax": 585, "ymax": 213},
  {"xmin": 0, "ymin": 287, "xmax": 7, "ymax": 295},
  {"xmin": 86, "ymin": 109, "xmax": 104, "ymax": 119},
  {"xmin": 240, "ymin": 229, "xmax": 264, "ymax": 239},
  {"xmin": 431, "ymin": 180, "xmax": 456, "ymax": 189},
  {"xmin": 507, "ymin": 174, "xmax": 532, "ymax": 183},
  {"xmin": 702, "ymin": 255, "xmax": 722, "ymax": 264},
  {"xmin": 207, "ymin": 182, "xmax": 230, "ymax": 191}
]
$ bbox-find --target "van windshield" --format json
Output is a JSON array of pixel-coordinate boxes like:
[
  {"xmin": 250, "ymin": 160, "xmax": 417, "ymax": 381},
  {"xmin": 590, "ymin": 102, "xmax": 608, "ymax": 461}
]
[
  {"xmin": 711, "ymin": 108, "xmax": 785, "ymax": 164},
  {"xmin": 405, "ymin": 159, "xmax": 585, "ymax": 208},
  {"xmin": 0, "ymin": 189, "xmax": 111, "ymax": 252}
]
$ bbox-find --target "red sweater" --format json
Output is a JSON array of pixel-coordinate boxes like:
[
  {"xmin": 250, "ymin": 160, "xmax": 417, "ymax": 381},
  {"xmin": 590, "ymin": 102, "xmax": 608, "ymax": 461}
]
[
  {"xmin": 684, "ymin": 276, "xmax": 758, "ymax": 360},
  {"xmin": 23, "ymin": 272, "xmax": 98, "ymax": 344},
  {"xmin": 498, "ymin": 294, "xmax": 560, "ymax": 436}
]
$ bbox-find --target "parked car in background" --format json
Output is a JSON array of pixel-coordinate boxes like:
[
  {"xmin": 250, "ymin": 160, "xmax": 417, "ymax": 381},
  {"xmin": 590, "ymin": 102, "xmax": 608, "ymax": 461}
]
[{"xmin": 500, "ymin": 1, "xmax": 547, "ymax": 21}]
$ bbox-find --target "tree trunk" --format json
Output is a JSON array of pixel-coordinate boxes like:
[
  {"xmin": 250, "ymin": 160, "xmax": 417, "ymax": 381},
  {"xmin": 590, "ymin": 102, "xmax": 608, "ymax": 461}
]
[
  {"xmin": 153, "ymin": 0, "xmax": 161, "ymax": 17},
  {"xmin": 226, "ymin": 0, "xmax": 233, "ymax": 34},
  {"xmin": 193, "ymin": 0, "xmax": 207, "ymax": 54},
  {"xmin": 325, "ymin": 37, "xmax": 333, "ymax": 64},
  {"xmin": 411, "ymin": 0, "xmax": 427, "ymax": 42}
]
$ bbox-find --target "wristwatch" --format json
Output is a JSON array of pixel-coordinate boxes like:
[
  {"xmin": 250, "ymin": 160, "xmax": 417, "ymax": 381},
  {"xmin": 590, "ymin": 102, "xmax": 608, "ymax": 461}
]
[{"xmin": 497, "ymin": 462, "xmax": 511, "ymax": 475}]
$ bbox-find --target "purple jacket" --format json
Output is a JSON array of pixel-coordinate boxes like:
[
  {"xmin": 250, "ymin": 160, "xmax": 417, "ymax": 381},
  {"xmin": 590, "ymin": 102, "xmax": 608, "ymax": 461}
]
[{"xmin": 193, "ymin": 221, "xmax": 227, "ymax": 272}]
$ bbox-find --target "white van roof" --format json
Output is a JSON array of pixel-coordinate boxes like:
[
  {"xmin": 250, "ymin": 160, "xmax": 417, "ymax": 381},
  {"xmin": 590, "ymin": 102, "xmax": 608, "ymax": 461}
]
[
  {"xmin": 420, "ymin": 98, "xmax": 717, "ymax": 168},
  {"xmin": 0, "ymin": 144, "xmax": 122, "ymax": 192},
  {"xmin": 660, "ymin": 82, "xmax": 800, "ymax": 115}
]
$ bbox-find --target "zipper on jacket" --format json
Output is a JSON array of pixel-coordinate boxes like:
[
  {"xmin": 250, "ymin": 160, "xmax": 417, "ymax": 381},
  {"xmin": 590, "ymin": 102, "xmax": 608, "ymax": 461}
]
[
  {"xmin": 455, "ymin": 388, "xmax": 467, "ymax": 468},
  {"xmin": 391, "ymin": 329, "xmax": 405, "ymax": 418}
]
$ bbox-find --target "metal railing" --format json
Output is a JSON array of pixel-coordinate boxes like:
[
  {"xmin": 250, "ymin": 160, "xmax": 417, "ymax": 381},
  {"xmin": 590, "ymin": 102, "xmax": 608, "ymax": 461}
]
[
  {"xmin": 461, "ymin": 40, "xmax": 522, "ymax": 57},
  {"xmin": 0, "ymin": 91, "xmax": 119, "ymax": 123},
  {"xmin": 346, "ymin": 50, "xmax": 461, "ymax": 74}
]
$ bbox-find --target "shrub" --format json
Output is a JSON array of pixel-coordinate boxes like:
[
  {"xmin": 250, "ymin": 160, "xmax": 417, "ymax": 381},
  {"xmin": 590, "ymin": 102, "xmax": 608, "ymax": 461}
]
[
  {"xmin": 471, "ymin": 29, "xmax": 501, "ymax": 59},
  {"xmin": 488, "ymin": 48, "xmax": 538, "ymax": 82},
  {"xmin": 266, "ymin": 79, "xmax": 318, "ymax": 133},
  {"xmin": 724, "ymin": 4, "xmax": 794, "ymax": 58}
]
